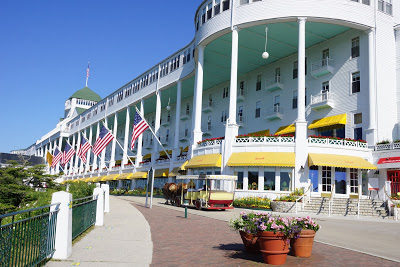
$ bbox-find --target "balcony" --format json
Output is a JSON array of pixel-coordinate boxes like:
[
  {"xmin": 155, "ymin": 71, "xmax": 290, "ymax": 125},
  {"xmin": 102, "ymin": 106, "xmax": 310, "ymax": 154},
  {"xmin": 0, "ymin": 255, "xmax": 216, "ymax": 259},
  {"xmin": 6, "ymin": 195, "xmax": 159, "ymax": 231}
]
[
  {"xmin": 311, "ymin": 58, "xmax": 335, "ymax": 78},
  {"xmin": 308, "ymin": 137, "xmax": 368, "ymax": 150},
  {"xmin": 237, "ymin": 116, "xmax": 245, "ymax": 127},
  {"xmin": 375, "ymin": 142, "xmax": 400, "ymax": 151},
  {"xmin": 237, "ymin": 89, "xmax": 245, "ymax": 102},
  {"xmin": 310, "ymin": 92, "xmax": 334, "ymax": 110},
  {"xmin": 202, "ymin": 104, "xmax": 213, "ymax": 113},
  {"xmin": 265, "ymin": 105, "xmax": 283, "ymax": 121},
  {"xmin": 265, "ymin": 77, "xmax": 284, "ymax": 92},
  {"xmin": 203, "ymin": 127, "xmax": 212, "ymax": 136},
  {"xmin": 161, "ymin": 119, "xmax": 171, "ymax": 127},
  {"xmin": 180, "ymin": 135, "xmax": 189, "ymax": 142},
  {"xmin": 180, "ymin": 113, "xmax": 190, "ymax": 121}
]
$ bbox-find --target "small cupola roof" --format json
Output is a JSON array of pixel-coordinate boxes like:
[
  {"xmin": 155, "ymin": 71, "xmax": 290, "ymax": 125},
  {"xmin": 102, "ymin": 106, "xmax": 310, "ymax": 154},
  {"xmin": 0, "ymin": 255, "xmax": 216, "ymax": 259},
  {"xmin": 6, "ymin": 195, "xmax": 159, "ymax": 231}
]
[{"xmin": 70, "ymin": 87, "xmax": 101, "ymax": 102}]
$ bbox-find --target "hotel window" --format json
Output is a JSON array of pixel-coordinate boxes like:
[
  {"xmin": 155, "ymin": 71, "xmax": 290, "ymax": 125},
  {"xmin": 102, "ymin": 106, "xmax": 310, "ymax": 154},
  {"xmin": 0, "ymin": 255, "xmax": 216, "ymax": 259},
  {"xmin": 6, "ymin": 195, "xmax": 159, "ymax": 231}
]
[
  {"xmin": 207, "ymin": 3, "xmax": 213, "ymax": 19},
  {"xmin": 256, "ymin": 74, "xmax": 262, "ymax": 91},
  {"xmin": 167, "ymin": 111, "xmax": 171, "ymax": 122},
  {"xmin": 354, "ymin": 127, "xmax": 363, "ymax": 140},
  {"xmin": 214, "ymin": 0, "xmax": 221, "ymax": 15},
  {"xmin": 292, "ymin": 90, "xmax": 298, "ymax": 109},
  {"xmin": 322, "ymin": 81, "xmax": 329, "ymax": 98},
  {"xmin": 352, "ymin": 72, "xmax": 361, "ymax": 93},
  {"xmin": 151, "ymin": 119, "xmax": 155, "ymax": 127},
  {"xmin": 351, "ymin": 37, "xmax": 360, "ymax": 58},
  {"xmin": 275, "ymin": 67, "xmax": 281, "ymax": 83},
  {"xmin": 166, "ymin": 129, "xmax": 169, "ymax": 142},
  {"xmin": 322, "ymin": 49, "xmax": 330, "ymax": 66},
  {"xmin": 350, "ymin": 168, "xmax": 359, "ymax": 193},
  {"xmin": 293, "ymin": 61, "xmax": 298, "ymax": 79},
  {"xmin": 196, "ymin": 17, "xmax": 199, "ymax": 31},
  {"xmin": 309, "ymin": 166, "xmax": 319, "ymax": 192},
  {"xmin": 236, "ymin": 171, "xmax": 243, "ymax": 189},
  {"xmin": 378, "ymin": 0, "xmax": 392, "ymax": 15},
  {"xmin": 238, "ymin": 106, "xmax": 243, "ymax": 123},
  {"xmin": 240, "ymin": 0, "xmax": 249, "ymax": 4},
  {"xmin": 248, "ymin": 171, "xmax": 258, "ymax": 190},
  {"xmin": 221, "ymin": 110, "xmax": 227, "ymax": 122},
  {"xmin": 255, "ymin": 101, "xmax": 261, "ymax": 118},
  {"xmin": 202, "ymin": 7, "xmax": 206, "ymax": 24},
  {"xmin": 354, "ymin": 113, "xmax": 362, "ymax": 124},
  {"xmin": 322, "ymin": 166, "xmax": 332, "ymax": 192},
  {"xmin": 280, "ymin": 170, "xmax": 291, "ymax": 191},
  {"xmin": 239, "ymin": 81, "xmax": 245, "ymax": 96},
  {"xmin": 208, "ymin": 94, "xmax": 213, "ymax": 107},
  {"xmin": 222, "ymin": 0, "xmax": 230, "ymax": 11},
  {"xmin": 207, "ymin": 115, "xmax": 212, "ymax": 130},
  {"xmin": 186, "ymin": 103, "xmax": 190, "ymax": 115},
  {"xmin": 222, "ymin": 87, "xmax": 229, "ymax": 98},
  {"xmin": 185, "ymin": 124, "xmax": 189, "ymax": 137},
  {"xmin": 274, "ymin": 95, "xmax": 280, "ymax": 112},
  {"xmin": 264, "ymin": 171, "xmax": 275, "ymax": 191}
]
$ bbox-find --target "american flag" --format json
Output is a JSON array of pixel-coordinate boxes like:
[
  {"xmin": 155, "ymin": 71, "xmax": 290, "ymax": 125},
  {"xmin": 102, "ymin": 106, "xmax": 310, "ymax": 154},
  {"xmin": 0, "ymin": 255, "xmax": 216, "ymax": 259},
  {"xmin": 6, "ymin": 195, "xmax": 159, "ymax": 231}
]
[
  {"xmin": 62, "ymin": 142, "xmax": 75, "ymax": 166},
  {"xmin": 131, "ymin": 112, "xmax": 149, "ymax": 150},
  {"xmin": 78, "ymin": 135, "xmax": 91, "ymax": 163},
  {"xmin": 93, "ymin": 125, "xmax": 114, "ymax": 156},
  {"xmin": 86, "ymin": 63, "xmax": 90, "ymax": 78},
  {"xmin": 51, "ymin": 147, "xmax": 62, "ymax": 168}
]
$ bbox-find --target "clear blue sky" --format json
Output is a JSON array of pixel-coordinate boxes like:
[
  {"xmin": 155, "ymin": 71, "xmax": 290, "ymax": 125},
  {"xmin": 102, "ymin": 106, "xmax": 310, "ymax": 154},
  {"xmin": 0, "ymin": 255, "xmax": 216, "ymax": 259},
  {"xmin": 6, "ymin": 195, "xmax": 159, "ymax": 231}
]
[{"xmin": 0, "ymin": 0, "xmax": 202, "ymax": 152}]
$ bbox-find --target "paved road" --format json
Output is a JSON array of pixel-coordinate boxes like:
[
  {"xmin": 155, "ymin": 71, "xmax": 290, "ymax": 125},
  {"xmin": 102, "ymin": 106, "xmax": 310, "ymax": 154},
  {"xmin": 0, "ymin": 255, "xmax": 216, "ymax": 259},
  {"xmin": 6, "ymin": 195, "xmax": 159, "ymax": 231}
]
[
  {"xmin": 47, "ymin": 196, "xmax": 153, "ymax": 267},
  {"xmin": 132, "ymin": 200, "xmax": 397, "ymax": 267},
  {"xmin": 119, "ymin": 195, "xmax": 400, "ymax": 263}
]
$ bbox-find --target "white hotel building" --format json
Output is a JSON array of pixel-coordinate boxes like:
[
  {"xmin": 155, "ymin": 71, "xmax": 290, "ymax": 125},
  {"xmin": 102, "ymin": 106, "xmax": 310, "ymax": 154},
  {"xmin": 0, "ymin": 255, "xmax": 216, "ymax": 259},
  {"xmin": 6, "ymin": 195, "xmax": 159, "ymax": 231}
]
[{"xmin": 30, "ymin": 0, "xmax": 400, "ymax": 200}]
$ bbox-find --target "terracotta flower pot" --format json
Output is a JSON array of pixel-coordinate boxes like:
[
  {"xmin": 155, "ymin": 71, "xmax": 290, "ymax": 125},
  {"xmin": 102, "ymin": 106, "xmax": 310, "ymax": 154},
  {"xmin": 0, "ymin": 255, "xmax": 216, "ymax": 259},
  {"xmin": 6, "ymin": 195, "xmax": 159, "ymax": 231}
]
[
  {"xmin": 290, "ymin": 229, "xmax": 316, "ymax": 258},
  {"xmin": 258, "ymin": 231, "xmax": 289, "ymax": 265},
  {"xmin": 239, "ymin": 231, "xmax": 259, "ymax": 253}
]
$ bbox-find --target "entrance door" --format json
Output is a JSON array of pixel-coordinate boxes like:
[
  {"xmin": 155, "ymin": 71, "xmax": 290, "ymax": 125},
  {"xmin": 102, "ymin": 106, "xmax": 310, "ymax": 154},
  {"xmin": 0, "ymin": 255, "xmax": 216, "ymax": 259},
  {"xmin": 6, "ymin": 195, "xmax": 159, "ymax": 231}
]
[
  {"xmin": 322, "ymin": 166, "xmax": 332, "ymax": 192},
  {"xmin": 335, "ymin": 168, "xmax": 346, "ymax": 194},
  {"xmin": 387, "ymin": 170, "xmax": 400, "ymax": 194}
]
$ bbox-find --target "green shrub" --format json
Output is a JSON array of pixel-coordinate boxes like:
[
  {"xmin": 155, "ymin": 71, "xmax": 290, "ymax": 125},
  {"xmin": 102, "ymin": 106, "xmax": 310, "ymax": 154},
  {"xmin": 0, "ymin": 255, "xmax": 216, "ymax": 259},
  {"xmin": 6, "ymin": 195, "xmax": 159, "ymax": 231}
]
[
  {"xmin": 68, "ymin": 182, "xmax": 96, "ymax": 199},
  {"xmin": 233, "ymin": 197, "xmax": 271, "ymax": 209}
]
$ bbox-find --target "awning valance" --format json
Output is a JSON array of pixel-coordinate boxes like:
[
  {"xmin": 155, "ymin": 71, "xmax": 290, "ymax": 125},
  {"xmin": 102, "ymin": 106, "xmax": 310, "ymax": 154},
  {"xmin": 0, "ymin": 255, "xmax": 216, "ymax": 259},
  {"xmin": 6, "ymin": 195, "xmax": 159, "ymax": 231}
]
[
  {"xmin": 159, "ymin": 150, "xmax": 172, "ymax": 157},
  {"xmin": 185, "ymin": 154, "xmax": 222, "ymax": 169},
  {"xmin": 227, "ymin": 152, "xmax": 295, "ymax": 167},
  {"xmin": 378, "ymin": 157, "xmax": 400, "ymax": 165},
  {"xmin": 131, "ymin": 171, "xmax": 148, "ymax": 179},
  {"xmin": 155, "ymin": 169, "xmax": 169, "ymax": 178},
  {"xmin": 116, "ymin": 173, "xmax": 134, "ymax": 180},
  {"xmin": 308, "ymin": 113, "xmax": 347, "ymax": 129},
  {"xmin": 275, "ymin": 124, "xmax": 295, "ymax": 135},
  {"xmin": 143, "ymin": 153, "xmax": 151, "ymax": 160},
  {"xmin": 308, "ymin": 153, "xmax": 376, "ymax": 170}
]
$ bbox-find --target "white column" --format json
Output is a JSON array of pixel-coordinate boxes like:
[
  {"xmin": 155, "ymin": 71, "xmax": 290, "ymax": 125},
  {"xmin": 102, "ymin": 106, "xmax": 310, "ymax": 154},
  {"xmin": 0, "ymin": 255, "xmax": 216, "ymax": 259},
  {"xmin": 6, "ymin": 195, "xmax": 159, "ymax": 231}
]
[
  {"xmin": 51, "ymin": 191, "xmax": 72, "ymax": 260},
  {"xmin": 110, "ymin": 113, "xmax": 118, "ymax": 168},
  {"xmin": 101, "ymin": 119, "xmax": 108, "ymax": 170},
  {"xmin": 93, "ymin": 187, "xmax": 104, "ymax": 226},
  {"xmin": 49, "ymin": 141, "xmax": 54, "ymax": 174},
  {"xmin": 68, "ymin": 134, "xmax": 76, "ymax": 175},
  {"xmin": 294, "ymin": 17, "xmax": 308, "ymax": 189},
  {"xmin": 136, "ymin": 100, "xmax": 144, "ymax": 166},
  {"xmin": 191, "ymin": 45, "xmax": 205, "ymax": 151},
  {"xmin": 173, "ymin": 81, "xmax": 182, "ymax": 161},
  {"xmin": 79, "ymin": 129, "xmax": 86, "ymax": 173},
  {"xmin": 85, "ymin": 126, "xmax": 93, "ymax": 173},
  {"xmin": 56, "ymin": 136, "xmax": 63, "ymax": 174},
  {"xmin": 122, "ymin": 107, "xmax": 130, "ymax": 168},
  {"xmin": 223, "ymin": 27, "xmax": 240, "ymax": 170},
  {"xmin": 74, "ymin": 132, "xmax": 81, "ymax": 175},
  {"xmin": 93, "ymin": 122, "xmax": 100, "ymax": 171},
  {"xmin": 152, "ymin": 91, "xmax": 162, "ymax": 165},
  {"xmin": 366, "ymin": 28, "xmax": 376, "ymax": 145}
]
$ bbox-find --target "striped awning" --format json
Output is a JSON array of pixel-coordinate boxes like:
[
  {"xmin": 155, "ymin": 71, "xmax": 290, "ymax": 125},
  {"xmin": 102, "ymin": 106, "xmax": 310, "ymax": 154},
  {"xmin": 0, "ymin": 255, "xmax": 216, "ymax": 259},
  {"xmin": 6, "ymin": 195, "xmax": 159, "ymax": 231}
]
[
  {"xmin": 159, "ymin": 150, "xmax": 172, "ymax": 157},
  {"xmin": 143, "ymin": 154, "xmax": 151, "ymax": 160},
  {"xmin": 308, "ymin": 153, "xmax": 376, "ymax": 170},
  {"xmin": 308, "ymin": 113, "xmax": 347, "ymax": 129},
  {"xmin": 116, "ymin": 173, "xmax": 134, "ymax": 180},
  {"xmin": 275, "ymin": 124, "xmax": 295, "ymax": 135},
  {"xmin": 185, "ymin": 154, "xmax": 222, "ymax": 169},
  {"xmin": 227, "ymin": 152, "xmax": 295, "ymax": 167},
  {"xmin": 132, "ymin": 171, "xmax": 148, "ymax": 179},
  {"xmin": 101, "ymin": 174, "xmax": 120, "ymax": 181}
]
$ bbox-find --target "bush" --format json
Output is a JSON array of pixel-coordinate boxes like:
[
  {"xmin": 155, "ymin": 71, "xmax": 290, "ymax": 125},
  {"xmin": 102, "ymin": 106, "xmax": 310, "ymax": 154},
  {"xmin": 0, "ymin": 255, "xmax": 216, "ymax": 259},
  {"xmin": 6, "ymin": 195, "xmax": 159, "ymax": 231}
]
[
  {"xmin": 68, "ymin": 182, "xmax": 96, "ymax": 199},
  {"xmin": 233, "ymin": 197, "xmax": 271, "ymax": 209}
]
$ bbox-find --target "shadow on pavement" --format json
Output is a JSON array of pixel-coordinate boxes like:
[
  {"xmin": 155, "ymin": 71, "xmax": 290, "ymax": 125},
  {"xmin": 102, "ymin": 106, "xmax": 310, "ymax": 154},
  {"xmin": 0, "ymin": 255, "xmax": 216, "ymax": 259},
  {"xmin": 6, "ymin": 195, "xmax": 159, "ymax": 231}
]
[{"xmin": 214, "ymin": 243, "xmax": 264, "ymax": 263}]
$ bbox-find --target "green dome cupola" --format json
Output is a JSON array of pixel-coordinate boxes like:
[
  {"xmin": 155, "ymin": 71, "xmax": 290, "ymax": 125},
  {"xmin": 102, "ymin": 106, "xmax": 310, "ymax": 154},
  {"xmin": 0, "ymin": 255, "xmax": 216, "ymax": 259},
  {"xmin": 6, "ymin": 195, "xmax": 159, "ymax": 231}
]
[{"xmin": 70, "ymin": 87, "xmax": 101, "ymax": 102}]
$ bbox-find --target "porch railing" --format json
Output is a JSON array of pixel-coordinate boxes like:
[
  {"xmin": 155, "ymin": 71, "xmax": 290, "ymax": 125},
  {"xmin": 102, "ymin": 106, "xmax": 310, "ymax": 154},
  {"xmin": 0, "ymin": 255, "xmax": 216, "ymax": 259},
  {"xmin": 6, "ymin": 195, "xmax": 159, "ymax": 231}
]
[
  {"xmin": 308, "ymin": 137, "xmax": 368, "ymax": 149},
  {"xmin": 235, "ymin": 136, "xmax": 294, "ymax": 144},
  {"xmin": 310, "ymin": 91, "xmax": 333, "ymax": 105},
  {"xmin": 375, "ymin": 142, "xmax": 400, "ymax": 151},
  {"xmin": 72, "ymin": 196, "xmax": 97, "ymax": 240},
  {"xmin": 198, "ymin": 139, "xmax": 223, "ymax": 147},
  {"xmin": 0, "ymin": 203, "xmax": 60, "ymax": 266},
  {"xmin": 295, "ymin": 183, "xmax": 312, "ymax": 214}
]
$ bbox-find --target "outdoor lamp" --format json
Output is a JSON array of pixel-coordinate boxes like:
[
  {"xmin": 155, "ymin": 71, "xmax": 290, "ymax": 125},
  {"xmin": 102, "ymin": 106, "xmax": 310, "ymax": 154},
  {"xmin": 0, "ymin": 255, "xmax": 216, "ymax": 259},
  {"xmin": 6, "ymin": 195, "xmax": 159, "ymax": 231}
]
[{"xmin": 262, "ymin": 26, "xmax": 269, "ymax": 60}]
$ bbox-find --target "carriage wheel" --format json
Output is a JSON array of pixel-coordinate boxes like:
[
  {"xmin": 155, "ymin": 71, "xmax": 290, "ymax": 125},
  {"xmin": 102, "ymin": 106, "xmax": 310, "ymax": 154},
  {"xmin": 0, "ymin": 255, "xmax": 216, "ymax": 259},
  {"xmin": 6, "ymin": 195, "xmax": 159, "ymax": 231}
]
[{"xmin": 195, "ymin": 200, "xmax": 201, "ymax": 210}]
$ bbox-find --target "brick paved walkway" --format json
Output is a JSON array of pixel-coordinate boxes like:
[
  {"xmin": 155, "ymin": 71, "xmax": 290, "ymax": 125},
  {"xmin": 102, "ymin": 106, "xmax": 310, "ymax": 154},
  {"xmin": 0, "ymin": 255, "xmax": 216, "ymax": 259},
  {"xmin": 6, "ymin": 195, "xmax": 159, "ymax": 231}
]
[{"xmin": 132, "ymin": 202, "xmax": 397, "ymax": 267}]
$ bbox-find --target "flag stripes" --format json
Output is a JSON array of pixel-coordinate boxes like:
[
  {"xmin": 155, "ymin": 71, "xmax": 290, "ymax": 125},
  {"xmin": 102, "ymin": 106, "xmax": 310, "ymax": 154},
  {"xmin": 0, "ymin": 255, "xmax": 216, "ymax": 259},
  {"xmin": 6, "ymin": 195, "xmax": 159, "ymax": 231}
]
[
  {"xmin": 51, "ymin": 147, "xmax": 62, "ymax": 168},
  {"xmin": 62, "ymin": 142, "xmax": 75, "ymax": 166},
  {"xmin": 78, "ymin": 135, "xmax": 91, "ymax": 163},
  {"xmin": 93, "ymin": 125, "xmax": 114, "ymax": 156},
  {"xmin": 131, "ymin": 112, "xmax": 149, "ymax": 150}
]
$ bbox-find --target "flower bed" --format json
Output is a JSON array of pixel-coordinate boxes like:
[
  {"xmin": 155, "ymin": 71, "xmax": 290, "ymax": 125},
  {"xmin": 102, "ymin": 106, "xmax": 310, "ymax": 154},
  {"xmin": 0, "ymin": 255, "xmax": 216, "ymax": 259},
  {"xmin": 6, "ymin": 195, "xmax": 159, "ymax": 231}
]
[
  {"xmin": 236, "ymin": 134, "xmax": 294, "ymax": 138},
  {"xmin": 309, "ymin": 135, "xmax": 366, "ymax": 143},
  {"xmin": 233, "ymin": 197, "xmax": 271, "ymax": 210}
]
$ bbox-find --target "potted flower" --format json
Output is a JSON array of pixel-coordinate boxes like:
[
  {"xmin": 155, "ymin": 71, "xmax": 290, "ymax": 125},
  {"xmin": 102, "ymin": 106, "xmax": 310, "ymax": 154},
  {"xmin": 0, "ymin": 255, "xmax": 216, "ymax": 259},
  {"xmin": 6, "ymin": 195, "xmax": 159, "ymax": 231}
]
[
  {"xmin": 290, "ymin": 216, "xmax": 320, "ymax": 258},
  {"xmin": 229, "ymin": 211, "xmax": 262, "ymax": 253},
  {"xmin": 256, "ymin": 215, "xmax": 295, "ymax": 265}
]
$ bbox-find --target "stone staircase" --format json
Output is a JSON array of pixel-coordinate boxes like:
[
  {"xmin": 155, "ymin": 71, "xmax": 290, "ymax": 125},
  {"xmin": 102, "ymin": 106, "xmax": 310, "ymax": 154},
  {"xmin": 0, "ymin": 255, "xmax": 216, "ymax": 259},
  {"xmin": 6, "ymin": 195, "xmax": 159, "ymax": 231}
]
[{"xmin": 303, "ymin": 197, "xmax": 388, "ymax": 217}]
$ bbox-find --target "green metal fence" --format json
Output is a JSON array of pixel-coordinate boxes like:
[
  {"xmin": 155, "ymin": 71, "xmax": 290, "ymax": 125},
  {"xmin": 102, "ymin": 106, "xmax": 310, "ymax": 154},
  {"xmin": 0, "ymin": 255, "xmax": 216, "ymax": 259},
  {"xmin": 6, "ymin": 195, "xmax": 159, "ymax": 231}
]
[
  {"xmin": 72, "ymin": 196, "xmax": 97, "ymax": 240},
  {"xmin": 0, "ymin": 203, "xmax": 60, "ymax": 267}
]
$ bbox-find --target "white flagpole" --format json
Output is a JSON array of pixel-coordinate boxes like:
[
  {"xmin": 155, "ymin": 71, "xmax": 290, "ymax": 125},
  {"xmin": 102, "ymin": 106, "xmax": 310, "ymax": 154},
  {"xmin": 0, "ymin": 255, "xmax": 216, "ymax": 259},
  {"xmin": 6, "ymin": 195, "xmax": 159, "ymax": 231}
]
[
  {"xmin": 79, "ymin": 130, "xmax": 109, "ymax": 172},
  {"xmin": 86, "ymin": 62, "xmax": 90, "ymax": 87},
  {"xmin": 134, "ymin": 106, "xmax": 171, "ymax": 160}
]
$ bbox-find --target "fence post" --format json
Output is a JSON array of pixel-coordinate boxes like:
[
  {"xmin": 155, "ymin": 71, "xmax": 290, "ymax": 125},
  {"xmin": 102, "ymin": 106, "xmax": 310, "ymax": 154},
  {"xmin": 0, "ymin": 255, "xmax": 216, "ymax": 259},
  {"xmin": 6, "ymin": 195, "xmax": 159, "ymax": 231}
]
[
  {"xmin": 51, "ymin": 191, "xmax": 72, "ymax": 260},
  {"xmin": 101, "ymin": 184, "xmax": 110, "ymax": 213},
  {"xmin": 93, "ymin": 187, "xmax": 104, "ymax": 226}
]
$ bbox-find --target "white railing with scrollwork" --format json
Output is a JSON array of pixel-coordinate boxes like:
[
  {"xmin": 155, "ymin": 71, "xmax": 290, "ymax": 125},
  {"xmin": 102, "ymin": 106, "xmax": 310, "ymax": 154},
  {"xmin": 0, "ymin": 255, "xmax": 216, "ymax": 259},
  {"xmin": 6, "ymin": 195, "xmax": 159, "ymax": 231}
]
[
  {"xmin": 235, "ymin": 136, "xmax": 294, "ymax": 144},
  {"xmin": 198, "ymin": 139, "xmax": 223, "ymax": 147},
  {"xmin": 310, "ymin": 91, "xmax": 333, "ymax": 105},
  {"xmin": 311, "ymin": 58, "xmax": 335, "ymax": 73},
  {"xmin": 375, "ymin": 142, "xmax": 400, "ymax": 151},
  {"xmin": 308, "ymin": 137, "xmax": 368, "ymax": 149}
]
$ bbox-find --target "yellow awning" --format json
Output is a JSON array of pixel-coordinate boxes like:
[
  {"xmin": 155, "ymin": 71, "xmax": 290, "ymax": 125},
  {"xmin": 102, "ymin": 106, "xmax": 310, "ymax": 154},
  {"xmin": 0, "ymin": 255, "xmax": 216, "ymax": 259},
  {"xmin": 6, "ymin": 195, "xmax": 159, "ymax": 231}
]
[
  {"xmin": 143, "ymin": 153, "xmax": 151, "ymax": 160},
  {"xmin": 180, "ymin": 160, "xmax": 189, "ymax": 170},
  {"xmin": 308, "ymin": 113, "xmax": 347, "ymax": 129},
  {"xmin": 101, "ymin": 174, "xmax": 120, "ymax": 181},
  {"xmin": 92, "ymin": 176, "xmax": 105, "ymax": 182},
  {"xmin": 308, "ymin": 153, "xmax": 376, "ymax": 170},
  {"xmin": 116, "ymin": 173, "xmax": 133, "ymax": 180},
  {"xmin": 181, "ymin": 146, "xmax": 189, "ymax": 153},
  {"xmin": 159, "ymin": 150, "xmax": 172, "ymax": 157},
  {"xmin": 155, "ymin": 169, "xmax": 169, "ymax": 178},
  {"xmin": 185, "ymin": 154, "xmax": 222, "ymax": 169},
  {"xmin": 227, "ymin": 152, "xmax": 295, "ymax": 167},
  {"xmin": 275, "ymin": 124, "xmax": 295, "ymax": 135},
  {"xmin": 84, "ymin": 177, "xmax": 96, "ymax": 182},
  {"xmin": 169, "ymin": 167, "xmax": 180, "ymax": 177},
  {"xmin": 132, "ymin": 171, "xmax": 148, "ymax": 179},
  {"xmin": 248, "ymin": 129, "xmax": 270, "ymax": 136}
]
